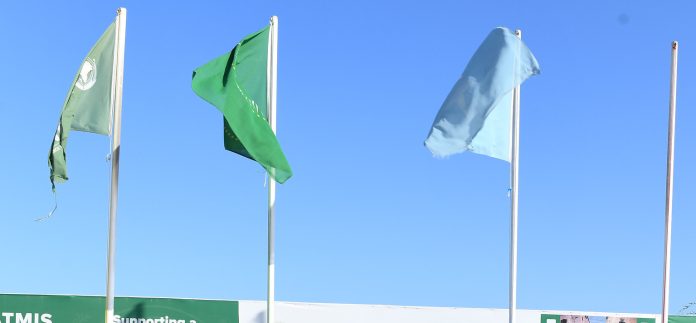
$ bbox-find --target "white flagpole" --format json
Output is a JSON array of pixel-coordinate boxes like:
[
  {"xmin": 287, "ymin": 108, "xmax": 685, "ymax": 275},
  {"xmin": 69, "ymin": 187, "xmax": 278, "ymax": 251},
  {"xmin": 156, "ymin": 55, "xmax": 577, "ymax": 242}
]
[
  {"xmin": 660, "ymin": 40, "xmax": 678, "ymax": 323},
  {"xmin": 105, "ymin": 7, "xmax": 126, "ymax": 323},
  {"xmin": 266, "ymin": 15, "xmax": 279, "ymax": 323},
  {"xmin": 509, "ymin": 29, "xmax": 522, "ymax": 323}
]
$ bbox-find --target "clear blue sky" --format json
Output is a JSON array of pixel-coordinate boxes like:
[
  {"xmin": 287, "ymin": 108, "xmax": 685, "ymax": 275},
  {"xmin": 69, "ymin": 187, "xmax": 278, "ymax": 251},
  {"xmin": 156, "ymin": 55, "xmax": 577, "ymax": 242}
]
[{"xmin": 1, "ymin": 0, "xmax": 695, "ymax": 316}]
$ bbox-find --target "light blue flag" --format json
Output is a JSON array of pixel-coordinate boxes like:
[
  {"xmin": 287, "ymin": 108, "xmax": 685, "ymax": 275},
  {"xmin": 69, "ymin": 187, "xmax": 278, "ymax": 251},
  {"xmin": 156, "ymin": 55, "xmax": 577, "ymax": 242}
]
[{"xmin": 425, "ymin": 27, "xmax": 540, "ymax": 161}]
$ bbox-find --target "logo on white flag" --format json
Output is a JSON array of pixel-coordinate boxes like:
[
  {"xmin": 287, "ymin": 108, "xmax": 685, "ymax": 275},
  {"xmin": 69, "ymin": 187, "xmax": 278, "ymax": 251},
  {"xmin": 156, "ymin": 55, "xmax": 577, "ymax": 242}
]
[{"xmin": 75, "ymin": 57, "xmax": 97, "ymax": 90}]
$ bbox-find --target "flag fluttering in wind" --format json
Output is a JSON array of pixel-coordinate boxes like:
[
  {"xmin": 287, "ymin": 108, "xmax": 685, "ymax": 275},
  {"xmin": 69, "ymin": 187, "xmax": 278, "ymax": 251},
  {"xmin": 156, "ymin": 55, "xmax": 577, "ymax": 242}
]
[
  {"xmin": 192, "ymin": 26, "xmax": 292, "ymax": 183},
  {"xmin": 44, "ymin": 9, "xmax": 127, "ymax": 323},
  {"xmin": 49, "ymin": 22, "xmax": 116, "ymax": 188},
  {"xmin": 424, "ymin": 27, "xmax": 540, "ymax": 161}
]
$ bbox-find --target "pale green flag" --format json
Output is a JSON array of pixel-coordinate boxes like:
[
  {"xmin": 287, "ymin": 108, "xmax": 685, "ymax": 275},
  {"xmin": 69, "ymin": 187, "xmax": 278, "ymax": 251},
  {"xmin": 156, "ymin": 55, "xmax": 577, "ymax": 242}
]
[{"xmin": 49, "ymin": 22, "xmax": 116, "ymax": 189}]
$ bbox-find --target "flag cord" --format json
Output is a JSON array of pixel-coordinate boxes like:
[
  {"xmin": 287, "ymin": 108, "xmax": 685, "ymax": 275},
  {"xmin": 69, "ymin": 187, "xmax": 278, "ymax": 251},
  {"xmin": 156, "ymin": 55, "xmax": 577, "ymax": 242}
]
[
  {"xmin": 36, "ymin": 191, "xmax": 59, "ymax": 222},
  {"xmin": 105, "ymin": 118, "xmax": 113, "ymax": 220},
  {"xmin": 107, "ymin": 140, "xmax": 113, "ymax": 162}
]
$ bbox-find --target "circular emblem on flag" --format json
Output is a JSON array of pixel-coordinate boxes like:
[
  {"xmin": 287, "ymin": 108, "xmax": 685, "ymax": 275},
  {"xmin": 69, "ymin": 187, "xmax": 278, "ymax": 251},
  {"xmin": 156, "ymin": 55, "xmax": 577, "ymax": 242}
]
[{"xmin": 75, "ymin": 57, "xmax": 97, "ymax": 91}]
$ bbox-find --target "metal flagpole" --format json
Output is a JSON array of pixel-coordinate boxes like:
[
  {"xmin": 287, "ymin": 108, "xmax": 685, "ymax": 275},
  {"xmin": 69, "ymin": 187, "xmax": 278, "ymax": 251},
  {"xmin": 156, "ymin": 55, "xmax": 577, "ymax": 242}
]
[
  {"xmin": 509, "ymin": 29, "xmax": 522, "ymax": 323},
  {"xmin": 105, "ymin": 7, "xmax": 126, "ymax": 323},
  {"xmin": 266, "ymin": 15, "xmax": 279, "ymax": 323},
  {"xmin": 660, "ymin": 40, "xmax": 678, "ymax": 323}
]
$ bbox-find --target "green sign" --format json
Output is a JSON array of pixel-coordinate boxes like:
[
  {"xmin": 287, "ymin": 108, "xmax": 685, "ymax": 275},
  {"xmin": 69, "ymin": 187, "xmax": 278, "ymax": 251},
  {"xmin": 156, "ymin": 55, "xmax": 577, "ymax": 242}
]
[
  {"xmin": 540, "ymin": 314, "xmax": 561, "ymax": 323},
  {"xmin": 0, "ymin": 294, "xmax": 238, "ymax": 323}
]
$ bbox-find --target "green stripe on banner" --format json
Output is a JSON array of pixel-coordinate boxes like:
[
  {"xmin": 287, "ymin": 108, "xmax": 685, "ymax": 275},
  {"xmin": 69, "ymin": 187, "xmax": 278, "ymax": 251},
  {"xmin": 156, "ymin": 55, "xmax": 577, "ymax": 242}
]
[
  {"xmin": 0, "ymin": 294, "xmax": 238, "ymax": 323},
  {"xmin": 670, "ymin": 316, "xmax": 696, "ymax": 323}
]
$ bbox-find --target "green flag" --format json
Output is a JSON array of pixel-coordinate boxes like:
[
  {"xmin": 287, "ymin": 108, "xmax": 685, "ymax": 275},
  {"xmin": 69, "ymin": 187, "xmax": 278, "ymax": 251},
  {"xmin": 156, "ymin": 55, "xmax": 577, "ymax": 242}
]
[
  {"xmin": 49, "ymin": 22, "xmax": 116, "ymax": 188},
  {"xmin": 192, "ymin": 26, "xmax": 292, "ymax": 183}
]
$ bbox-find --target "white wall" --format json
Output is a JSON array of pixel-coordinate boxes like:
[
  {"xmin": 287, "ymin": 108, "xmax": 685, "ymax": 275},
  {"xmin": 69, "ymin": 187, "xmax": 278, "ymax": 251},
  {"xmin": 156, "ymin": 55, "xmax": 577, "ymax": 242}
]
[{"xmin": 238, "ymin": 301, "xmax": 660, "ymax": 323}]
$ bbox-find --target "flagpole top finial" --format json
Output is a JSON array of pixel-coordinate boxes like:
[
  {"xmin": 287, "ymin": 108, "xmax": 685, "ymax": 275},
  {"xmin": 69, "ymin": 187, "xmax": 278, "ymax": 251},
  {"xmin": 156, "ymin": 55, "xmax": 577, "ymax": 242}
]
[
  {"xmin": 117, "ymin": 7, "xmax": 127, "ymax": 15},
  {"xmin": 515, "ymin": 29, "xmax": 522, "ymax": 38},
  {"xmin": 672, "ymin": 41, "xmax": 678, "ymax": 49}
]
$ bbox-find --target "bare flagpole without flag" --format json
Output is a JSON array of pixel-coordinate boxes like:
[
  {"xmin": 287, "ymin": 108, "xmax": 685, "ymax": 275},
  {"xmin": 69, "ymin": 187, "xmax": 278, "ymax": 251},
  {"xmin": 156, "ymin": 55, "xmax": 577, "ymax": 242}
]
[
  {"xmin": 660, "ymin": 40, "xmax": 678, "ymax": 323},
  {"xmin": 105, "ymin": 7, "xmax": 127, "ymax": 323},
  {"xmin": 266, "ymin": 15, "xmax": 279, "ymax": 323},
  {"xmin": 509, "ymin": 29, "xmax": 522, "ymax": 323}
]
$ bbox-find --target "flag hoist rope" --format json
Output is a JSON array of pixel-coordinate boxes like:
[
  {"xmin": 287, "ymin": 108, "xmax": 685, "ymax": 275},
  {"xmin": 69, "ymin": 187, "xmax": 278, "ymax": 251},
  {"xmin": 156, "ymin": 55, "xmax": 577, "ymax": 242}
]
[
  {"xmin": 660, "ymin": 40, "xmax": 678, "ymax": 323},
  {"xmin": 509, "ymin": 29, "xmax": 522, "ymax": 323},
  {"xmin": 105, "ymin": 7, "xmax": 126, "ymax": 323},
  {"xmin": 266, "ymin": 15, "xmax": 279, "ymax": 323}
]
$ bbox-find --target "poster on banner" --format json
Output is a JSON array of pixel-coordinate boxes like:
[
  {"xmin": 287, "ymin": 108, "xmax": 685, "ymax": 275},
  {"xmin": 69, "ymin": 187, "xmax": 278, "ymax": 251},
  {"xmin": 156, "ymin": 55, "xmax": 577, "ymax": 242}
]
[{"xmin": 540, "ymin": 314, "xmax": 655, "ymax": 323}]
